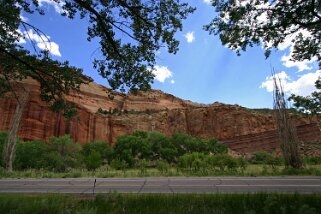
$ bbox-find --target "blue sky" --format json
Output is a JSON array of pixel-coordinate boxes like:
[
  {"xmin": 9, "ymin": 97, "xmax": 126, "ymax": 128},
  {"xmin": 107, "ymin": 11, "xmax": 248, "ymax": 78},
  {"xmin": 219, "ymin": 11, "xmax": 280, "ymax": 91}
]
[{"xmin": 18, "ymin": 0, "xmax": 320, "ymax": 109}]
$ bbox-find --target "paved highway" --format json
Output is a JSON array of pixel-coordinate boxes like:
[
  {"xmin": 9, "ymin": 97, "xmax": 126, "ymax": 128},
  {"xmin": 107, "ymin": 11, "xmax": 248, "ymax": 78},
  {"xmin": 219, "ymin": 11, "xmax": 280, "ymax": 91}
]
[{"xmin": 0, "ymin": 177, "xmax": 321, "ymax": 194}]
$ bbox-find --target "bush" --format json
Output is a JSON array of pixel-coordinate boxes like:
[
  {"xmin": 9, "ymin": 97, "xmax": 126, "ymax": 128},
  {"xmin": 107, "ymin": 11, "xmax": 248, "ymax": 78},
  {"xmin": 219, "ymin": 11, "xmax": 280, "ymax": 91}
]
[
  {"xmin": 156, "ymin": 160, "xmax": 170, "ymax": 173},
  {"xmin": 84, "ymin": 151, "xmax": 102, "ymax": 171},
  {"xmin": 114, "ymin": 133, "xmax": 152, "ymax": 167},
  {"xmin": 132, "ymin": 130, "xmax": 148, "ymax": 139},
  {"xmin": 205, "ymin": 139, "xmax": 228, "ymax": 155},
  {"xmin": 110, "ymin": 160, "xmax": 128, "ymax": 171},
  {"xmin": 237, "ymin": 157, "xmax": 249, "ymax": 172},
  {"xmin": 171, "ymin": 132, "xmax": 196, "ymax": 156},
  {"xmin": 46, "ymin": 135, "xmax": 82, "ymax": 172},
  {"xmin": 304, "ymin": 156, "xmax": 321, "ymax": 165},
  {"xmin": 171, "ymin": 133, "xmax": 227, "ymax": 157},
  {"xmin": 0, "ymin": 132, "xmax": 8, "ymax": 167},
  {"xmin": 136, "ymin": 159, "xmax": 148, "ymax": 175},
  {"xmin": 266, "ymin": 156, "xmax": 283, "ymax": 169},
  {"xmin": 14, "ymin": 140, "xmax": 49, "ymax": 170},
  {"xmin": 178, "ymin": 152, "xmax": 206, "ymax": 171},
  {"xmin": 206, "ymin": 154, "xmax": 239, "ymax": 172},
  {"xmin": 82, "ymin": 141, "xmax": 113, "ymax": 169},
  {"xmin": 148, "ymin": 131, "xmax": 177, "ymax": 163},
  {"xmin": 250, "ymin": 151, "xmax": 274, "ymax": 164}
]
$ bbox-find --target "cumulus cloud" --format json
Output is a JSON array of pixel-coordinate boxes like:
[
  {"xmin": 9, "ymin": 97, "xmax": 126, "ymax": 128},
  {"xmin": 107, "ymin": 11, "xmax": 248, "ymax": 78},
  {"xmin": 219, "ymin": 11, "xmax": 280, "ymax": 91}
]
[
  {"xmin": 281, "ymin": 48, "xmax": 315, "ymax": 72},
  {"xmin": 16, "ymin": 29, "xmax": 26, "ymax": 44},
  {"xmin": 37, "ymin": 41, "xmax": 61, "ymax": 57},
  {"xmin": 260, "ymin": 70, "xmax": 321, "ymax": 96},
  {"xmin": 152, "ymin": 66, "xmax": 173, "ymax": 83},
  {"xmin": 19, "ymin": 14, "xmax": 28, "ymax": 22},
  {"xmin": 23, "ymin": 29, "xmax": 62, "ymax": 57},
  {"xmin": 170, "ymin": 80, "xmax": 175, "ymax": 84},
  {"xmin": 184, "ymin": 31, "xmax": 195, "ymax": 43},
  {"xmin": 276, "ymin": 29, "xmax": 316, "ymax": 72},
  {"xmin": 203, "ymin": 0, "xmax": 211, "ymax": 4},
  {"xmin": 38, "ymin": 0, "xmax": 65, "ymax": 14}
]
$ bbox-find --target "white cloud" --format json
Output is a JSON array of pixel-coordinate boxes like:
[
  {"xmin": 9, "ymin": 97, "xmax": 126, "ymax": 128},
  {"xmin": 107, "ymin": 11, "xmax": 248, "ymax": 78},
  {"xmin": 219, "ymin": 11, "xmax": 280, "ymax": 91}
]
[
  {"xmin": 23, "ymin": 29, "xmax": 61, "ymax": 57},
  {"xmin": 38, "ymin": 0, "xmax": 65, "ymax": 14},
  {"xmin": 260, "ymin": 70, "xmax": 321, "ymax": 96},
  {"xmin": 37, "ymin": 41, "xmax": 61, "ymax": 57},
  {"xmin": 281, "ymin": 47, "xmax": 315, "ymax": 72},
  {"xmin": 203, "ymin": 0, "xmax": 211, "ymax": 4},
  {"xmin": 184, "ymin": 31, "xmax": 195, "ymax": 43},
  {"xmin": 235, "ymin": 0, "xmax": 252, "ymax": 7},
  {"xmin": 24, "ymin": 29, "xmax": 48, "ymax": 43},
  {"xmin": 152, "ymin": 66, "xmax": 173, "ymax": 83},
  {"xmin": 16, "ymin": 29, "xmax": 26, "ymax": 44},
  {"xmin": 170, "ymin": 80, "xmax": 175, "ymax": 84},
  {"xmin": 276, "ymin": 29, "xmax": 317, "ymax": 72},
  {"xmin": 20, "ymin": 14, "xmax": 28, "ymax": 22}
]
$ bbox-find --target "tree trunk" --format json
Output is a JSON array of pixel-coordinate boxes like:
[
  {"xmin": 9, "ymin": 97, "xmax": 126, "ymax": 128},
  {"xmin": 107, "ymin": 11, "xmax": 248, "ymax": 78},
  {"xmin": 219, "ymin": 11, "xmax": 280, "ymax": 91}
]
[
  {"xmin": 273, "ymin": 76, "xmax": 302, "ymax": 169},
  {"xmin": 3, "ymin": 89, "xmax": 29, "ymax": 171}
]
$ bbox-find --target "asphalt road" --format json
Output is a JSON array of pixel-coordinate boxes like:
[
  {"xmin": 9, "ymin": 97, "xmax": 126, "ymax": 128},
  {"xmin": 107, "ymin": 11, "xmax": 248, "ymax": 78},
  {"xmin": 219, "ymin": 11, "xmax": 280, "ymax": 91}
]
[{"xmin": 0, "ymin": 177, "xmax": 321, "ymax": 194}]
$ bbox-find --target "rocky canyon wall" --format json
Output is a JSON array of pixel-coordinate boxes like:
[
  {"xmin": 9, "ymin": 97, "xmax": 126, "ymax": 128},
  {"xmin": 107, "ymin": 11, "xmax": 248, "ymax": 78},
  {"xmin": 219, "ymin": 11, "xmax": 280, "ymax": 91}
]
[{"xmin": 1, "ymin": 79, "xmax": 320, "ymax": 153}]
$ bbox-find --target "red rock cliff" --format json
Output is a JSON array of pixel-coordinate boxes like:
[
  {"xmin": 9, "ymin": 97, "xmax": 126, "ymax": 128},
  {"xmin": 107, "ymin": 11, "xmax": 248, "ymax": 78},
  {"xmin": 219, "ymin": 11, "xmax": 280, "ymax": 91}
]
[{"xmin": 1, "ymin": 79, "xmax": 320, "ymax": 153}]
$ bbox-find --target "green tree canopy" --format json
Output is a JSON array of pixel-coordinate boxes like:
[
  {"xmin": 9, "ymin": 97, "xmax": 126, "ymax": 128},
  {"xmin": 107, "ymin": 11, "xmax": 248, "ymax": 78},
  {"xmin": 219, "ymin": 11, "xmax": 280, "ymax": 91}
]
[
  {"xmin": 205, "ymin": 0, "xmax": 321, "ymax": 64},
  {"xmin": 0, "ymin": 0, "xmax": 195, "ymax": 110},
  {"xmin": 205, "ymin": 0, "xmax": 321, "ymax": 116}
]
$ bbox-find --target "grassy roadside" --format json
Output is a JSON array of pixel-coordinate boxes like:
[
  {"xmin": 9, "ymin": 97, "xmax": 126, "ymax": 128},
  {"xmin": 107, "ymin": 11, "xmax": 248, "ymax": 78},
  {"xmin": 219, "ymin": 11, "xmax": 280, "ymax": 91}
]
[
  {"xmin": 0, "ymin": 193, "xmax": 320, "ymax": 213},
  {"xmin": 1, "ymin": 164, "xmax": 321, "ymax": 178}
]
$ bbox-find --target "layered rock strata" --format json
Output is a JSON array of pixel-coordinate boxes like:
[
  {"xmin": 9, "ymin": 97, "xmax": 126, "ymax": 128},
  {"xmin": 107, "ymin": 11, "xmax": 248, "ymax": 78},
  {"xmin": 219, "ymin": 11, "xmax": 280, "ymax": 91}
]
[{"xmin": 0, "ymin": 79, "xmax": 320, "ymax": 153}]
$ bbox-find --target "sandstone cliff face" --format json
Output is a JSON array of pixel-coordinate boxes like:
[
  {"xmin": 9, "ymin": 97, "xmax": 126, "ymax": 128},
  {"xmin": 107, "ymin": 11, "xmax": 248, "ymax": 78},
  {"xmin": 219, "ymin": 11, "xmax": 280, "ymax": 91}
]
[{"xmin": 1, "ymin": 79, "xmax": 320, "ymax": 153}]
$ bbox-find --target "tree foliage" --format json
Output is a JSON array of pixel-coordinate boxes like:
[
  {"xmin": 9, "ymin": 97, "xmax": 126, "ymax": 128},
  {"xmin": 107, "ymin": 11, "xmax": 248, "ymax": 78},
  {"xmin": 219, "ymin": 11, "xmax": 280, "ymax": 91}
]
[
  {"xmin": 289, "ymin": 78, "xmax": 321, "ymax": 115},
  {"xmin": 14, "ymin": 140, "xmax": 49, "ymax": 170},
  {"xmin": 47, "ymin": 135, "xmax": 82, "ymax": 171},
  {"xmin": 0, "ymin": 0, "xmax": 195, "ymax": 102},
  {"xmin": 0, "ymin": 2, "xmax": 89, "ymax": 115},
  {"xmin": 114, "ymin": 132, "xmax": 152, "ymax": 167},
  {"xmin": 205, "ymin": 0, "xmax": 321, "ymax": 64},
  {"xmin": 82, "ymin": 141, "xmax": 114, "ymax": 170}
]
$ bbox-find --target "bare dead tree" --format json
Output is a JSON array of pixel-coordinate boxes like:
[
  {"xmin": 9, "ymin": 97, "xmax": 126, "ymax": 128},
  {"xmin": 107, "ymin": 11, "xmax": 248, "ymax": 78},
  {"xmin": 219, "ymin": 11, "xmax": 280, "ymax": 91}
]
[
  {"xmin": 273, "ymin": 74, "xmax": 302, "ymax": 169},
  {"xmin": 3, "ymin": 87, "xmax": 29, "ymax": 171}
]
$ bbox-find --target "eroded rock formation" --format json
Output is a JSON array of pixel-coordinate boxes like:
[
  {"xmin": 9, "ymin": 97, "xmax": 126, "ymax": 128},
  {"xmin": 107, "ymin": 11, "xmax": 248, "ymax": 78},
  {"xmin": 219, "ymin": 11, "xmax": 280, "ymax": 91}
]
[{"xmin": 1, "ymin": 79, "xmax": 320, "ymax": 153}]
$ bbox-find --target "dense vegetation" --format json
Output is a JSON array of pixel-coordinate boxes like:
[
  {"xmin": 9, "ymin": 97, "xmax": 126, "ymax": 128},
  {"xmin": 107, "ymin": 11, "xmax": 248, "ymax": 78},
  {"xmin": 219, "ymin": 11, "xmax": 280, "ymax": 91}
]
[
  {"xmin": 0, "ymin": 131, "xmax": 320, "ymax": 177},
  {"xmin": 0, "ymin": 193, "xmax": 321, "ymax": 214},
  {"xmin": 0, "ymin": 131, "xmax": 229, "ymax": 171}
]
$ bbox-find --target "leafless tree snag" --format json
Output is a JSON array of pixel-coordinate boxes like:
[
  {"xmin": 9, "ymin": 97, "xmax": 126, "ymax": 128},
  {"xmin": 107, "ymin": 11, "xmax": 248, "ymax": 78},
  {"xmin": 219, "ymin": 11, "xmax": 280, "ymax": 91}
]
[{"xmin": 273, "ymin": 75, "xmax": 302, "ymax": 169}]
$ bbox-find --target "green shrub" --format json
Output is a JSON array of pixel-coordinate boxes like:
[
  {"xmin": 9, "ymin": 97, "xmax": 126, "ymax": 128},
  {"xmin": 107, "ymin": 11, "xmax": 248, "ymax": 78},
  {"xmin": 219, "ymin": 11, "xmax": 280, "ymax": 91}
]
[
  {"xmin": 225, "ymin": 156, "xmax": 238, "ymax": 171},
  {"xmin": 156, "ymin": 160, "xmax": 170, "ymax": 173},
  {"xmin": 237, "ymin": 157, "xmax": 249, "ymax": 172},
  {"xmin": 14, "ymin": 140, "xmax": 49, "ymax": 170},
  {"xmin": 114, "ymin": 133, "xmax": 152, "ymax": 167},
  {"xmin": 250, "ymin": 151, "xmax": 284, "ymax": 170},
  {"xmin": 136, "ymin": 159, "xmax": 148, "ymax": 175},
  {"xmin": 171, "ymin": 132, "xmax": 196, "ymax": 156},
  {"xmin": 84, "ymin": 151, "xmax": 102, "ymax": 171},
  {"xmin": 205, "ymin": 139, "xmax": 228, "ymax": 154},
  {"xmin": 304, "ymin": 156, "xmax": 321, "ymax": 165},
  {"xmin": 148, "ymin": 131, "xmax": 177, "ymax": 163},
  {"xmin": 171, "ymin": 132, "xmax": 227, "ymax": 157},
  {"xmin": 206, "ymin": 154, "xmax": 238, "ymax": 172},
  {"xmin": 178, "ymin": 152, "xmax": 206, "ymax": 171},
  {"xmin": 132, "ymin": 130, "xmax": 148, "ymax": 139},
  {"xmin": 46, "ymin": 135, "xmax": 82, "ymax": 172},
  {"xmin": 45, "ymin": 151, "xmax": 65, "ymax": 172},
  {"xmin": 82, "ymin": 141, "xmax": 113, "ymax": 169},
  {"xmin": 0, "ymin": 132, "xmax": 8, "ymax": 167},
  {"xmin": 266, "ymin": 156, "xmax": 283, "ymax": 169},
  {"xmin": 110, "ymin": 160, "xmax": 128, "ymax": 170}
]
